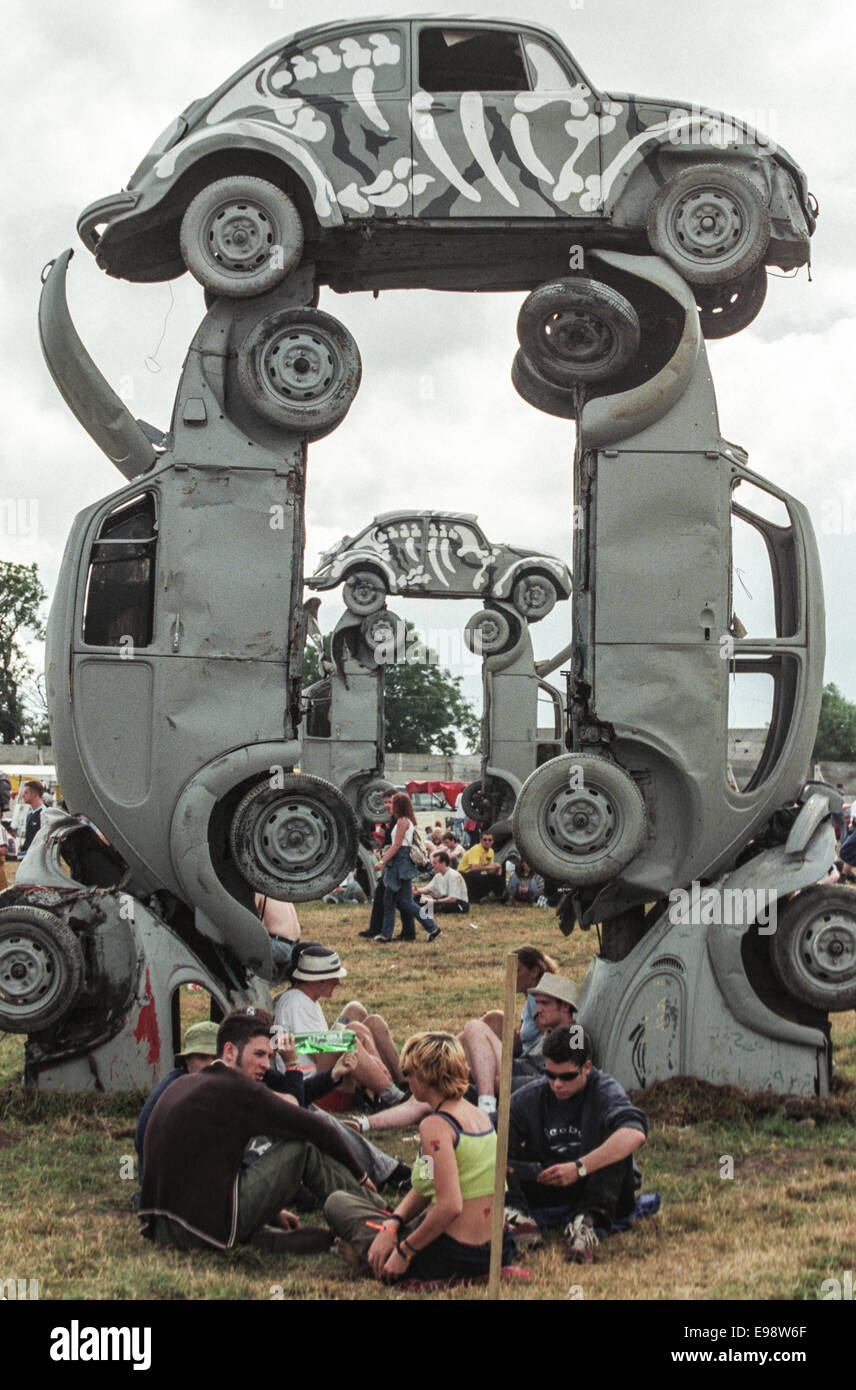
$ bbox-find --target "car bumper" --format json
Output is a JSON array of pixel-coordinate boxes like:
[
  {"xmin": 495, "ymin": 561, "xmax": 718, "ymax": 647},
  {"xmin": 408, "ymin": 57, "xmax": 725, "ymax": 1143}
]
[{"xmin": 77, "ymin": 190, "xmax": 141, "ymax": 252}]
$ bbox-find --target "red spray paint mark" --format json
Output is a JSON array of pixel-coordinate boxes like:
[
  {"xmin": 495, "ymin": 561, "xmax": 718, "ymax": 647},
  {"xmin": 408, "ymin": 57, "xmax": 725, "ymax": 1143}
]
[{"xmin": 133, "ymin": 967, "xmax": 161, "ymax": 1066}]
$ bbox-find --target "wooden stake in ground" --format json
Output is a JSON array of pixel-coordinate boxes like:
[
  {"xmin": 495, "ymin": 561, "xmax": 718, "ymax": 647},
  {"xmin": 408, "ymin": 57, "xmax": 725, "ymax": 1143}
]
[{"xmin": 487, "ymin": 950, "xmax": 518, "ymax": 1299}]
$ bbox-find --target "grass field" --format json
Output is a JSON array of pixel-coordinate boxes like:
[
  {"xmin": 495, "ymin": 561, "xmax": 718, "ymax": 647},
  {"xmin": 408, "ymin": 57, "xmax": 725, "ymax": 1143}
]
[{"xmin": 1, "ymin": 898, "xmax": 854, "ymax": 1302}]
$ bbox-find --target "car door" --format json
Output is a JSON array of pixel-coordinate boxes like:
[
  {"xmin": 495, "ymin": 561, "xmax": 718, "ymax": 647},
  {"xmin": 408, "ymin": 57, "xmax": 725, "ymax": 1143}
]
[
  {"xmin": 410, "ymin": 21, "xmax": 606, "ymax": 220},
  {"xmin": 265, "ymin": 23, "xmax": 413, "ymax": 221}
]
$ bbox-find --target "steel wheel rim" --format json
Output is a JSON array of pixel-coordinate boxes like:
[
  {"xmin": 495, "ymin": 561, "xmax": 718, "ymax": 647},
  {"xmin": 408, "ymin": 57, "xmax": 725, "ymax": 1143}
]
[
  {"xmin": 673, "ymin": 188, "xmax": 748, "ymax": 263},
  {"xmin": 544, "ymin": 786, "xmax": 617, "ymax": 857},
  {"xmin": 204, "ymin": 199, "xmax": 277, "ymax": 273},
  {"xmin": 541, "ymin": 309, "xmax": 616, "ymax": 367},
  {"xmin": 261, "ymin": 328, "xmax": 342, "ymax": 405},
  {"xmin": 0, "ymin": 930, "xmax": 61, "ymax": 1018},
  {"xmin": 253, "ymin": 799, "xmax": 336, "ymax": 883},
  {"xmin": 792, "ymin": 909, "xmax": 856, "ymax": 987}
]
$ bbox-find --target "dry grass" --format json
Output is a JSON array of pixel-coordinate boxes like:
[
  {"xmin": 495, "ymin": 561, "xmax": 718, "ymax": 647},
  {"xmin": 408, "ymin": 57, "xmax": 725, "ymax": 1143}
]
[{"xmin": 1, "ymin": 898, "xmax": 855, "ymax": 1301}]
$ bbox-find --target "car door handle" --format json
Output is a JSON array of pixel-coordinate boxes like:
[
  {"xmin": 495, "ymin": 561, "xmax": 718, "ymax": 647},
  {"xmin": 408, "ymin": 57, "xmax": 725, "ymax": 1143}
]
[{"xmin": 429, "ymin": 102, "xmax": 455, "ymax": 114}]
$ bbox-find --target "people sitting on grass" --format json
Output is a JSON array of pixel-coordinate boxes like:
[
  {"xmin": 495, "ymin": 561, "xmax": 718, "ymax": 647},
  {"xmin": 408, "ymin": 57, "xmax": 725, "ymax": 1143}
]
[
  {"xmin": 441, "ymin": 831, "xmax": 465, "ymax": 865},
  {"xmin": 325, "ymin": 1031, "xmax": 515, "ymax": 1283},
  {"xmin": 273, "ymin": 943, "xmax": 406, "ymax": 1110},
  {"xmin": 323, "ymin": 870, "xmax": 367, "ymax": 905},
  {"xmin": 414, "ymin": 850, "xmax": 469, "ymax": 939},
  {"xmin": 503, "ymin": 861, "xmax": 545, "ymax": 906},
  {"xmin": 343, "ymin": 973, "xmax": 578, "ymax": 1137},
  {"xmin": 505, "ymin": 1024, "xmax": 649, "ymax": 1263},
  {"xmin": 480, "ymin": 945, "xmax": 559, "ymax": 1060},
  {"xmin": 458, "ymin": 829, "xmax": 505, "ymax": 902},
  {"xmin": 135, "ymin": 1014, "xmax": 410, "ymax": 1194},
  {"xmin": 138, "ymin": 1010, "xmax": 380, "ymax": 1253}
]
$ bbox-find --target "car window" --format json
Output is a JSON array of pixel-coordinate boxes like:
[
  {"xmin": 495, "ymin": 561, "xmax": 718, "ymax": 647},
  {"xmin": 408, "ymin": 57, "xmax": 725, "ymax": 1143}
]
[
  {"xmin": 269, "ymin": 28, "xmax": 406, "ymax": 98},
  {"xmin": 83, "ymin": 493, "xmax": 157, "ymax": 648},
  {"xmin": 522, "ymin": 39, "xmax": 576, "ymax": 92},
  {"xmin": 418, "ymin": 28, "xmax": 531, "ymax": 93}
]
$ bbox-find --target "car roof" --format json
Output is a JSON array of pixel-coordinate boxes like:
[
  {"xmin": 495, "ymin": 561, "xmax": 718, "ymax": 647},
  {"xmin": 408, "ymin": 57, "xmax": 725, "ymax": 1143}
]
[{"xmin": 215, "ymin": 15, "xmax": 579, "ymax": 102}]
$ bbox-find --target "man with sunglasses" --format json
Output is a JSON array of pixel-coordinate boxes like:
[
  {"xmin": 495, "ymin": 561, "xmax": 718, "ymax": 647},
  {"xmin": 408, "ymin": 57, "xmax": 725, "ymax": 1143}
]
[{"xmin": 506, "ymin": 1024, "xmax": 648, "ymax": 1263}]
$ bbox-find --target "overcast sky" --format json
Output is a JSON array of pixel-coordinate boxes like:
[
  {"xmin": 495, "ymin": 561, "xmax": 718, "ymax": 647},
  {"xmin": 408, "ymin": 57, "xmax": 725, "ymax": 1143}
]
[{"xmin": 3, "ymin": 0, "xmax": 855, "ymax": 739}]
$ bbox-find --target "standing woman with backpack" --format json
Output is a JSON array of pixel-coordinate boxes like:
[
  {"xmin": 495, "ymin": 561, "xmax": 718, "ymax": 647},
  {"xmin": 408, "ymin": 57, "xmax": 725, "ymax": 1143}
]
[{"xmin": 374, "ymin": 792, "xmax": 426, "ymax": 944}]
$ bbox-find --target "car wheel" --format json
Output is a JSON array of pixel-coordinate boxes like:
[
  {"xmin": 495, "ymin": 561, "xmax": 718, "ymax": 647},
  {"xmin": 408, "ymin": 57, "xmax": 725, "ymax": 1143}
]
[
  {"xmin": 517, "ymin": 279, "xmax": 641, "ymax": 386},
  {"xmin": 230, "ymin": 774, "xmax": 358, "ymax": 903},
  {"xmin": 769, "ymin": 886, "xmax": 856, "ymax": 1012},
  {"xmin": 462, "ymin": 779, "xmax": 516, "ymax": 825},
  {"xmin": 511, "ymin": 349, "xmax": 580, "ymax": 417},
  {"xmin": 693, "ymin": 265, "xmax": 768, "ymax": 339},
  {"xmin": 180, "ymin": 176, "xmax": 304, "ymax": 297},
  {"xmin": 512, "ymin": 573, "xmax": 558, "ymax": 621},
  {"xmin": 361, "ymin": 610, "xmax": 405, "ymax": 660},
  {"xmin": 463, "ymin": 608, "xmax": 520, "ymax": 657},
  {"xmin": 0, "ymin": 906, "xmax": 85, "ymax": 1033},
  {"xmin": 512, "ymin": 754, "xmax": 647, "ymax": 886},
  {"xmin": 342, "ymin": 569, "xmax": 387, "ymax": 616},
  {"xmin": 647, "ymin": 164, "xmax": 771, "ymax": 287},
  {"xmin": 354, "ymin": 777, "xmax": 396, "ymax": 825},
  {"xmin": 237, "ymin": 307, "xmax": 362, "ymax": 440}
]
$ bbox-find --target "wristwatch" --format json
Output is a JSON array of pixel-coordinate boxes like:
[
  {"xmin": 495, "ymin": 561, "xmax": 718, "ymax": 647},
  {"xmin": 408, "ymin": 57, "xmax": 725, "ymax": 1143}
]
[{"xmin": 575, "ymin": 1159, "xmax": 588, "ymax": 1178}]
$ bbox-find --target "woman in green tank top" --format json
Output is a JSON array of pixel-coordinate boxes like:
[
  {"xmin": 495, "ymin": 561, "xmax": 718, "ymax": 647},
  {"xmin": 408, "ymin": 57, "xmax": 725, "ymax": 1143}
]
[{"xmin": 325, "ymin": 1032, "xmax": 515, "ymax": 1281}]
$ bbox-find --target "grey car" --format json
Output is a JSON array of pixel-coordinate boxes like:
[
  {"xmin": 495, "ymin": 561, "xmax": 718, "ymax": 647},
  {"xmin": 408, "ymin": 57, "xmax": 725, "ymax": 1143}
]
[{"xmin": 77, "ymin": 16, "xmax": 815, "ymax": 331}]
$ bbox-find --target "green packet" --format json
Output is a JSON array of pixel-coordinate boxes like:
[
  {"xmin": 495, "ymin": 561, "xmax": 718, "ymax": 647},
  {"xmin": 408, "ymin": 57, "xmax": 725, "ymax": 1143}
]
[{"xmin": 290, "ymin": 1029, "xmax": 357, "ymax": 1054}]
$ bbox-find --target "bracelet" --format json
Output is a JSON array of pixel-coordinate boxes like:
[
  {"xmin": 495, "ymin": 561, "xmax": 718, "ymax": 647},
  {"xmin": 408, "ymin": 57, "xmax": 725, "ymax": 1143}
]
[
  {"xmin": 398, "ymin": 1237, "xmax": 416, "ymax": 1261},
  {"xmin": 358, "ymin": 1172, "xmax": 372, "ymax": 1186},
  {"xmin": 385, "ymin": 1213, "xmax": 405, "ymax": 1229}
]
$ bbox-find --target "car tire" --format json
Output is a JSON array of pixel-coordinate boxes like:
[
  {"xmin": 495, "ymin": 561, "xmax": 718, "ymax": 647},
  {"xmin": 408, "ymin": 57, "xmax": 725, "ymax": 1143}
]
[
  {"xmin": 0, "ymin": 906, "xmax": 85, "ymax": 1033},
  {"xmin": 230, "ymin": 774, "xmax": 358, "ymax": 903},
  {"xmin": 647, "ymin": 164, "xmax": 771, "ymax": 287},
  {"xmin": 517, "ymin": 279, "xmax": 641, "ymax": 386},
  {"xmin": 512, "ymin": 754, "xmax": 647, "ymax": 886},
  {"xmin": 180, "ymin": 176, "xmax": 304, "ymax": 297},
  {"xmin": 512, "ymin": 573, "xmax": 558, "ymax": 621},
  {"xmin": 342, "ymin": 569, "xmax": 388, "ymax": 616},
  {"xmin": 768, "ymin": 886, "xmax": 856, "ymax": 1012},
  {"xmin": 361, "ymin": 610, "xmax": 405, "ymax": 660},
  {"xmin": 693, "ymin": 265, "xmax": 768, "ymax": 339},
  {"xmin": 237, "ymin": 307, "xmax": 362, "ymax": 440},
  {"xmin": 511, "ymin": 350, "xmax": 578, "ymax": 418},
  {"xmin": 354, "ymin": 777, "xmax": 396, "ymax": 826},
  {"xmin": 463, "ymin": 608, "xmax": 520, "ymax": 657},
  {"xmin": 461, "ymin": 778, "xmax": 516, "ymax": 825}
]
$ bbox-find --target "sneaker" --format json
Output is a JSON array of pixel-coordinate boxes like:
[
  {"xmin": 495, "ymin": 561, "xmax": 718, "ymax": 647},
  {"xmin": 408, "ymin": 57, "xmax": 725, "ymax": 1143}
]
[
  {"xmin": 503, "ymin": 1205, "xmax": 539, "ymax": 1236},
  {"xmin": 372, "ymin": 934, "xmax": 391, "ymax": 943},
  {"xmin": 564, "ymin": 1213, "xmax": 599, "ymax": 1264},
  {"xmin": 383, "ymin": 1161, "xmax": 412, "ymax": 1193},
  {"xmin": 357, "ymin": 928, "xmax": 375, "ymax": 938},
  {"xmin": 426, "ymin": 926, "xmax": 442, "ymax": 943}
]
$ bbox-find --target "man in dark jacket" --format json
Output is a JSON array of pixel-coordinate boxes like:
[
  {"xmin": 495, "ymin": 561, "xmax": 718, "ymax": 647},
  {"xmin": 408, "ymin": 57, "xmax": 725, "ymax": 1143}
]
[
  {"xmin": 20, "ymin": 780, "xmax": 45, "ymax": 855},
  {"xmin": 138, "ymin": 1012, "xmax": 382, "ymax": 1251},
  {"xmin": 506, "ymin": 1025, "xmax": 648, "ymax": 1263}
]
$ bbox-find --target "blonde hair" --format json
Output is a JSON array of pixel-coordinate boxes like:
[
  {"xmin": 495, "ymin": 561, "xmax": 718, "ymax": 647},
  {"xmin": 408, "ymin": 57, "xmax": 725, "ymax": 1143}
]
[{"xmin": 399, "ymin": 1031, "xmax": 469, "ymax": 1100}]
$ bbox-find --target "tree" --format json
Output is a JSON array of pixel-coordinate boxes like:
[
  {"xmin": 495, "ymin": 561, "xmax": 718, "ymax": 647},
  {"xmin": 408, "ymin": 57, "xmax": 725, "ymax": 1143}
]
[
  {"xmin": 300, "ymin": 622, "xmax": 480, "ymax": 754},
  {"xmin": 0, "ymin": 562, "xmax": 47, "ymax": 744},
  {"xmin": 812, "ymin": 683, "xmax": 856, "ymax": 761},
  {"xmin": 384, "ymin": 632, "xmax": 480, "ymax": 754}
]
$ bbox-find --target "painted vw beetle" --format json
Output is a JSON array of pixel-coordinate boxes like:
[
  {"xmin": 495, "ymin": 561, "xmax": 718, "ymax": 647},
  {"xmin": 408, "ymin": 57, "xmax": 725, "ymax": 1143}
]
[
  {"xmin": 78, "ymin": 16, "xmax": 814, "ymax": 331},
  {"xmin": 306, "ymin": 510, "xmax": 572, "ymax": 620}
]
